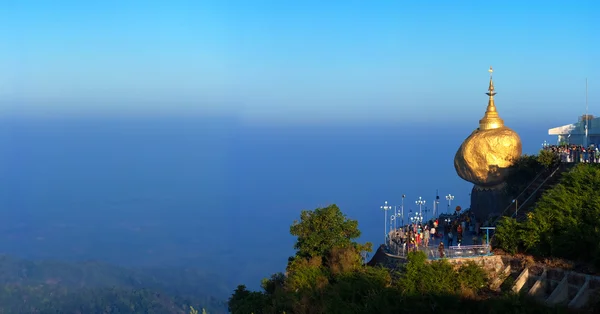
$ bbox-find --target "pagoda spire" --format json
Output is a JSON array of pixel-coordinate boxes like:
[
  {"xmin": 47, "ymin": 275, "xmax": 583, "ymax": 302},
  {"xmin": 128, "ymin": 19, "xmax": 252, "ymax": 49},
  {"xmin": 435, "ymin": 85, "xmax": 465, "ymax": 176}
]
[
  {"xmin": 487, "ymin": 66, "xmax": 496, "ymax": 97},
  {"xmin": 478, "ymin": 66, "xmax": 504, "ymax": 130}
]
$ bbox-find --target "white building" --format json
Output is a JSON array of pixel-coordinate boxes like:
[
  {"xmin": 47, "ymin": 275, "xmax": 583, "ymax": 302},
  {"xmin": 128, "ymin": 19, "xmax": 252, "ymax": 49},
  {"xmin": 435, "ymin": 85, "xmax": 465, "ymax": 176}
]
[{"xmin": 548, "ymin": 115, "xmax": 599, "ymax": 146}]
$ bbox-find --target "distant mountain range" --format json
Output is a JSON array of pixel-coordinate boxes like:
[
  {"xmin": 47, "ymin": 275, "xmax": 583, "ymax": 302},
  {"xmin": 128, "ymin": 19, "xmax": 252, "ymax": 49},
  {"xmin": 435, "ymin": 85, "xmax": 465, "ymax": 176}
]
[{"xmin": 0, "ymin": 255, "xmax": 229, "ymax": 313}]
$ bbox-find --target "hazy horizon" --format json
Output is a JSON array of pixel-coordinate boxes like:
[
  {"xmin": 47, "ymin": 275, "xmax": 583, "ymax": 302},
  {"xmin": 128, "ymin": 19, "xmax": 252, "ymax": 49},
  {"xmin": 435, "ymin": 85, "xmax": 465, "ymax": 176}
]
[{"xmin": 0, "ymin": 114, "xmax": 566, "ymax": 289}]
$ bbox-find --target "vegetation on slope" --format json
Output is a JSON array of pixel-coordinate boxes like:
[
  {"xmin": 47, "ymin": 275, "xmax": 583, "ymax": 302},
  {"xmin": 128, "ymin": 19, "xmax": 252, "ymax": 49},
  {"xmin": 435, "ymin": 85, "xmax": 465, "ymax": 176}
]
[
  {"xmin": 228, "ymin": 204, "xmax": 562, "ymax": 314},
  {"xmin": 503, "ymin": 150, "xmax": 559, "ymax": 200},
  {"xmin": 0, "ymin": 255, "xmax": 228, "ymax": 313},
  {"xmin": 495, "ymin": 163, "xmax": 600, "ymax": 270}
]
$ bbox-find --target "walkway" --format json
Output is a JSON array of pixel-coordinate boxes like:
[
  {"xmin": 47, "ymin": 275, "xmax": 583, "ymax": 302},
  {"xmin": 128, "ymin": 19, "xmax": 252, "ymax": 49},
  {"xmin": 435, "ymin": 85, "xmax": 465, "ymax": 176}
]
[{"xmin": 384, "ymin": 228, "xmax": 492, "ymax": 260}]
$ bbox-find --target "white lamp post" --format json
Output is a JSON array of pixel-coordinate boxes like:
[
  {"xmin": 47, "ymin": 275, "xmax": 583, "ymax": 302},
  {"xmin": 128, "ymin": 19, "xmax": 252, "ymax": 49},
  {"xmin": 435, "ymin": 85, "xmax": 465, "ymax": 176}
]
[
  {"xmin": 381, "ymin": 201, "xmax": 392, "ymax": 244},
  {"xmin": 401, "ymin": 194, "xmax": 406, "ymax": 226},
  {"xmin": 445, "ymin": 194, "xmax": 454, "ymax": 214},
  {"xmin": 390, "ymin": 214, "xmax": 396, "ymax": 244},
  {"xmin": 393, "ymin": 205, "xmax": 398, "ymax": 231}
]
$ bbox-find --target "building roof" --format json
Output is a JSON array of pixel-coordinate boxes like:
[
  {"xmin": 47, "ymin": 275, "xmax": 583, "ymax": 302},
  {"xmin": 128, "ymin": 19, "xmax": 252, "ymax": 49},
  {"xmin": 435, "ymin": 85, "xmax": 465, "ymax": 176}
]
[
  {"xmin": 548, "ymin": 115, "xmax": 599, "ymax": 135},
  {"xmin": 548, "ymin": 124, "xmax": 577, "ymax": 135}
]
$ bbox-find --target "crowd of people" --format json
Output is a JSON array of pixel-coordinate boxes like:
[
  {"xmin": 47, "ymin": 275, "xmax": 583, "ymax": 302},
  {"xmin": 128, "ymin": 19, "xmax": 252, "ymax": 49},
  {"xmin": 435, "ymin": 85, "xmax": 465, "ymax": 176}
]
[
  {"xmin": 543, "ymin": 144, "xmax": 600, "ymax": 163},
  {"xmin": 386, "ymin": 209, "xmax": 487, "ymax": 257}
]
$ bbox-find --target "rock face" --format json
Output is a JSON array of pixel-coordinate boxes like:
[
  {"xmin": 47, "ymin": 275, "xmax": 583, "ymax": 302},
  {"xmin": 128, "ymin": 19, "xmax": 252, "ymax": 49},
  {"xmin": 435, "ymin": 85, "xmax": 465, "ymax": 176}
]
[
  {"xmin": 470, "ymin": 185, "xmax": 512, "ymax": 221},
  {"xmin": 454, "ymin": 126, "xmax": 522, "ymax": 189}
]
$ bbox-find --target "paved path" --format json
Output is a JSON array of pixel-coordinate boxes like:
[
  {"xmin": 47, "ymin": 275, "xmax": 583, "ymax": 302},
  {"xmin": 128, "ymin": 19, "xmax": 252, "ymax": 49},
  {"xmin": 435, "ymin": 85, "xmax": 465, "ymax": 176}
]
[
  {"xmin": 398, "ymin": 224, "xmax": 484, "ymax": 248},
  {"xmin": 386, "ymin": 222, "xmax": 490, "ymax": 259}
]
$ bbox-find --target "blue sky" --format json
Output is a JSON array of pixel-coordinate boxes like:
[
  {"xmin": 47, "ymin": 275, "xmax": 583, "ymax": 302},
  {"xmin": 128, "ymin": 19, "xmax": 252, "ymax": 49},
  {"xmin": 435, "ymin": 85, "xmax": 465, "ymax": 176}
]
[{"xmin": 0, "ymin": 0, "xmax": 598, "ymax": 124}]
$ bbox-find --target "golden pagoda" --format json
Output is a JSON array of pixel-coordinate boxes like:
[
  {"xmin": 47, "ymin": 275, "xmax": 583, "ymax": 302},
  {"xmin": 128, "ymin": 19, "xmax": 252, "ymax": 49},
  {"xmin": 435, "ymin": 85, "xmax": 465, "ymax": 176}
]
[{"xmin": 454, "ymin": 67, "xmax": 522, "ymax": 189}]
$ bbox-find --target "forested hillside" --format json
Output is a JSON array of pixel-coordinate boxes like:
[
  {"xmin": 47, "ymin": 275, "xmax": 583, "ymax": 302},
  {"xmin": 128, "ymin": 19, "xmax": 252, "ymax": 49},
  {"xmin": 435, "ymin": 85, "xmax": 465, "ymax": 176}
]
[{"xmin": 0, "ymin": 255, "xmax": 228, "ymax": 313}]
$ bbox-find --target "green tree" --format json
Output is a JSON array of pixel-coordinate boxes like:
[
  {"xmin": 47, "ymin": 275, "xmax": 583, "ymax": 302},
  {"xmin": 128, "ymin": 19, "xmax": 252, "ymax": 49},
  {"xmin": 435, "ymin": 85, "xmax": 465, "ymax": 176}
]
[
  {"xmin": 395, "ymin": 251, "xmax": 459, "ymax": 295},
  {"xmin": 457, "ymin": 261, "xmax": 489, "ymax": 292},
  {"xmin": 260, "ymin": 273, "xmax": 285, "ymax": 295},
  {"xmin": 504, "ymin": 155, "xmax": 543, "ymax": 198},
  {"xmin": 493, "ymin": 217, "xmax": 521, "ymax": 254},
  {"xmin": 289, "ymin": 204, "xmax": 372, "ymax": 260},
  {"xmin": 536, "ymin": 149, "xmax": 560, "ymax": 169},
  {"xmin": 228, "ymin": 285, "xmax": 266, "ymax": 314}
]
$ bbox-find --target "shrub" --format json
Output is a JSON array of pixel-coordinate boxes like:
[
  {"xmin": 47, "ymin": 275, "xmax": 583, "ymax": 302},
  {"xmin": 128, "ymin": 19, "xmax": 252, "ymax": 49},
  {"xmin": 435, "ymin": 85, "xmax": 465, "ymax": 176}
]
[
  {"xmin": 395, "ymin": 251, "xmax": 460, "ymax": 295},
  {"xmin": 536, "ymin": 149, "xmax": 560, "ymax": 169},
  {"xmin": 493, "ymin": 217, "xmax": 521, "ymax": 254},
  {"xmin": 285, "ymin": 257, "xmax": 328, "ymax": 292},
  {"xmin": 457, "ymin": 261, "xmax": 489, "ymax": 292}
]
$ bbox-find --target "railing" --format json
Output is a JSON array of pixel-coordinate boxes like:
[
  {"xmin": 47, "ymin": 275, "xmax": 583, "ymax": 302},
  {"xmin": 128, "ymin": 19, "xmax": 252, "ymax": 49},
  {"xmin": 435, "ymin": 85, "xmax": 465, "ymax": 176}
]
[
  {"xmin": 510, "ymin": 164, "xmax": 561, "ymax": 220},
  {"xmin": 487, "ymin": 163, "xmax": 563, "ymax": 247},
  {"xmin": 551, "ymin": 151, "xmax": 599, "ymax": 163},
  {"xmin": 492, "ymin": 169, "xmax": 545, "ymax": 225},
  {"xmin": 385, "ymin": 242, "xmax": 491, "ymax": 260},
  {"xmin": 491, "ymin": 162, "xmax": 562, "ymax": 226}
]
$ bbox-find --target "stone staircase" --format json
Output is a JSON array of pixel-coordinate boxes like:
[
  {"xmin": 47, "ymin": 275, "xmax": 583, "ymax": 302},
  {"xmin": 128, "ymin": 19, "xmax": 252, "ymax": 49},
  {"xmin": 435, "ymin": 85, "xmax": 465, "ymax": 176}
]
[
  {"xmin": 510, "ymin": 265, "xmax": 599, "ymax": 309},
  {"xmin": 459, "ymin": 256, "xmax": 599, "ymax": 309}
]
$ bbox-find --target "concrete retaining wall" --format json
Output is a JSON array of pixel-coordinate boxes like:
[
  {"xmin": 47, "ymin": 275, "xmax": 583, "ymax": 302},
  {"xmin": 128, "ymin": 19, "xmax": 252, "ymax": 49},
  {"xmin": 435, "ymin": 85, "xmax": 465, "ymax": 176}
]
[{"xmin": 371, "ymin": 249, "xmax": 598, "ymax": 309}]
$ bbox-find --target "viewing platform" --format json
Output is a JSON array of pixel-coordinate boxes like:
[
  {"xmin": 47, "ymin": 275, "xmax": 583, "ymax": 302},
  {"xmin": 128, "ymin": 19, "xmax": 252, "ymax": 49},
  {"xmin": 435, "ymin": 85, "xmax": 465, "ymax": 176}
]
[
  {"xmin": 386, "ymin": 243, "xmax": 491, "ymax": 260},
  {"xmin": 367, "ymin": 243, "xmax": 492, "ymax": 268}
]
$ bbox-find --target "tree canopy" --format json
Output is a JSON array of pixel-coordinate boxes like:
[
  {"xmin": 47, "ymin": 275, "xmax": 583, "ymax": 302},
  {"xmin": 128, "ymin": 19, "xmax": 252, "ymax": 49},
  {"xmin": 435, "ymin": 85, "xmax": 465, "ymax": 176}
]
[
  {"xmin": 289, "ymin": 204, "xmax": 371, "ymax": 260},
  {"xmin": 495, "ymin": 163, "xmax": 600, "ymax": 269}
]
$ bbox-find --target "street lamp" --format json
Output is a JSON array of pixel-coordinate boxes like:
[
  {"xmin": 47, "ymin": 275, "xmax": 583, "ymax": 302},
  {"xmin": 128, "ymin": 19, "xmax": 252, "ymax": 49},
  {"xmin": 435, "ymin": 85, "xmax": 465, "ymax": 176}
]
[
  {"xmin": 423, "ymin": 206, "xmax": 429, "ymax": 221},
  {"xmin": 381, "ymin": 201, "xmax": 392, "ymax": 244},
  {"xmin": 542, "ymin": 140, "xmax": 549, "ymax": 149},
  {"xmin": 445, "ymin": 194, "xmax": 454, "ymax": 214},
  {"xmin": 401, "ymin": 194, "xmax": 406, "ymax": 226},
  {"xmin": 434, "ymin": 196, "xmax": 440, "ymax": 219},
  {"xmin": 387, "ymin": 214, "xmax": 396, "ymax": 247},
  {"xmin": 410, "ymin": 212, "xmax": 423, "ymax": 224},
  {"xmin": 512, "ymin": 199, "xmax": 518, "ymax": 217},
  {"xmin": 393, "ymin": 205, "xmax": 398, "ymax": 232},
  {"xmin": 415, "ymin": 197, "xmax": 426, "ymax": 216}
]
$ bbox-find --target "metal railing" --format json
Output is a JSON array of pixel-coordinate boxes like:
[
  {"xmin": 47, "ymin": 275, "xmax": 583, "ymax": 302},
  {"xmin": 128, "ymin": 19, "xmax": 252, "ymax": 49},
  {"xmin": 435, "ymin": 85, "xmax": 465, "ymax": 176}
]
[
  {"xmin": 491, "ymin": 162, "xmax": 562, "ymax": 226},
  {"xmin": 492, "ymin": 169, "xmax": 547, "ymax": 225},
  {"xmin": 385, "ymin": 242, "xmax": 491, "ymax": 260},
  {"xmin": 510, "ymin": 164, "xmax": 561, "ymax": 220},
  {"xmin": 487, "ymin": 163, "xmax": 564, "ymax": 247},
  {"xmin": 551, "ymin": 151, "xmax": 599, "ymax": 163}
]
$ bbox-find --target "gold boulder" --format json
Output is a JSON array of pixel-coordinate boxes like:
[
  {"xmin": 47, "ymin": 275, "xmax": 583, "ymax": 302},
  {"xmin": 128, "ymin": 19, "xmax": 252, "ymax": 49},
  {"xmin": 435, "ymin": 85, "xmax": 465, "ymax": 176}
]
[{"xmin": 454, "ymin": 127, "xmax": 522, "ymax": 188}]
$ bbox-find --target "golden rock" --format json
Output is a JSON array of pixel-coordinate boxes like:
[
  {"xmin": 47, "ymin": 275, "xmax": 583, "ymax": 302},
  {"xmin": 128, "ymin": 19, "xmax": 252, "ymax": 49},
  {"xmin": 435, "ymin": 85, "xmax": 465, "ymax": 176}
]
[
  {"xmin": 454, "ymin": 127, "xmax": 522, "ymax": 188},
  {"xmin": 454, "ymin": 67, "xmax": 522, "ymax": 189}
]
